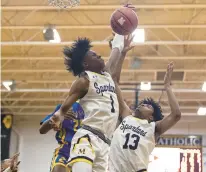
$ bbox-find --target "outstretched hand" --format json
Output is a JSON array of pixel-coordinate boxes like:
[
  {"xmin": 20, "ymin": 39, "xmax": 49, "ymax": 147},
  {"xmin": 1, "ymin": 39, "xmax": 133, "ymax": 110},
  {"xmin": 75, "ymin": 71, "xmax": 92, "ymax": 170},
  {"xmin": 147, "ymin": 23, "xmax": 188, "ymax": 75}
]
[
  {"xmin": 10, "ymin": 153, "xmax": 20, "ymax": 172},
  {"xmin": 164, "ymin": 62, "xmax": 174, "ymax": 88},
  {"xmin": 122, "ymin": 34, "xmax": 134, "ymax": 54},
  {"xmin": 50, "ymin": 112, "xmax": 61, "ymax": 131},
  {"xmin": 124, "ymin": 3, "xmax": 135, "ymax": 10}
]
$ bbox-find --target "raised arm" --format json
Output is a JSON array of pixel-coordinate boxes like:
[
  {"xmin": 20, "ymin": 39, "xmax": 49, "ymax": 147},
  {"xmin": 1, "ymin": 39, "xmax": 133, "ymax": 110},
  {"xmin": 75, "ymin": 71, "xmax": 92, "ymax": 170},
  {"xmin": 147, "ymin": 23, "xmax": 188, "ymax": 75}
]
[
  {"xmin": 155, "ymin": 62, "xmax": 181, "ymax": 137},
  {"xmin": 115, "ymin": 83, "xmax": 132, "ymax": 119},
  {"xmin": 113, "ymin": 36, "xmax": 134, "ymax": 83},
  {"xmin": 104, "ymin": 34, "xmax": 134, "ymax": 82},
  {"xmin": 104, "ymin": 34, "xmax": 123, "ymax": 78}
]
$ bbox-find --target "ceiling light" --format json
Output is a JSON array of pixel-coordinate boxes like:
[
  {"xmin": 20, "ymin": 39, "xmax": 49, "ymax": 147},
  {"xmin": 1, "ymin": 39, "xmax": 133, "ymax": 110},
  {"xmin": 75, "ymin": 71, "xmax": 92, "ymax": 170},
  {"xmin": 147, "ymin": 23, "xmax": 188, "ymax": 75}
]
[
  {"xmin": 43, "ymin": 26, "xmax": 61, "ymax": 43},
  {"xmin": 132, "ymin": 29, "xmax": 145, "ymax": 43},
  {"xmin": 202, "ymin": 82, "xmax": 206, "ymax": 92},
  {"xmin": 197, "ymin": 107, "xmax": 206, "ymax": 115},
  {"xmin": 2, "ymin": 80, "xmax": 16, "ymax": 91},
  {"xmin": 140, "ymin": 82, "xmax": 151, "ymax": 91}
]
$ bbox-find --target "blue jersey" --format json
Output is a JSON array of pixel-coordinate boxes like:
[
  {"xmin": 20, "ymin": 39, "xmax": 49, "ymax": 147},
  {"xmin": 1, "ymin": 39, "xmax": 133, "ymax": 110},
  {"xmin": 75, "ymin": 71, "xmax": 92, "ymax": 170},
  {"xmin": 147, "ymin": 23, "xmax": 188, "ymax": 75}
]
[{"xmin": 40, "ymin": 103, "xmax": 85, "ymax": 158}]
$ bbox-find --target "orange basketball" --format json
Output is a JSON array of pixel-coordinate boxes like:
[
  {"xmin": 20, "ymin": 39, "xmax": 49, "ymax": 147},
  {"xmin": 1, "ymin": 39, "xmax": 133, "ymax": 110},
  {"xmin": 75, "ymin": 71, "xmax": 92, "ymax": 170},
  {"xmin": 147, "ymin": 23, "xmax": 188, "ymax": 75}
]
[{"xmin": 110, "ymin": 7, "xmax": 138, "ymax": 35}]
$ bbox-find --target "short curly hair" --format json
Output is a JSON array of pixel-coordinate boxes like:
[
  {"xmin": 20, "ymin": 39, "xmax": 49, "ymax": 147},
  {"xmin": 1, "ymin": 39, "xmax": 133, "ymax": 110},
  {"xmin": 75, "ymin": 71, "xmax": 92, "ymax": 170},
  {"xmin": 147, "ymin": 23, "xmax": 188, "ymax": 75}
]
[
  {"xmin": 138, "ymin": 97, "xmax": 164, "ymax": 122},
  {"xmin": 63, "ymin": 37, "xmax": 92, "ymax": 76}
]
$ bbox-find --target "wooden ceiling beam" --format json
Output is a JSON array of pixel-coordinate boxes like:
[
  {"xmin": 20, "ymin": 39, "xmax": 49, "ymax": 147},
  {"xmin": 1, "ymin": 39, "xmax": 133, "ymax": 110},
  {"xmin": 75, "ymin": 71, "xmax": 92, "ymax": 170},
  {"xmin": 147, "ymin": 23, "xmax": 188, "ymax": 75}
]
[
  {"xmin": 1, "ymin": 111, "xmax": 199, "ymax": 116},
  {"xmin": 2, "ymin": 98, "xmax": 206, "ymax": 102},
  {"xmin": 1, "ymin": 88, "xmax": 204, "ymax": 93},
  {"xmin": 6, "ymin": 80, "xmax": 203, "ymax": 84},
  {"xmin": 2, "ymin": 105, "xmax": 201, "ymax": 110},
  {"xmin": 2, "ymin": 56, "xmax": 206, "ymax": 60},
  {"xmin": 2, "ymin": 4, "xmax": 206, "ymax": 11},
  {"xmin": 2, "ymin": 40, "xmax": 206, "ymax": 46},
  {"xmin": 2, "ymin": 25, "xmax": 206, "ymax": 29},
  {"xmin": 2, "ymin": 69, "xmax": 206, "ymax": 72}
]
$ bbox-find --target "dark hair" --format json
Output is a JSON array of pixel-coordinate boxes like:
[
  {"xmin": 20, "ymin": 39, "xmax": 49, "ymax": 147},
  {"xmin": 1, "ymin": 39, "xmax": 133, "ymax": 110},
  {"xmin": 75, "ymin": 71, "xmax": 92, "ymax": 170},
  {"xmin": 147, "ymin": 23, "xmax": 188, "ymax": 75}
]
[
  {"xmin": 63, "ymin": 37, "xmax": 92, "ymax": 76},
  {"xmin": 138, "ymin": 97, "xmax": 164, "ymax": 122}
]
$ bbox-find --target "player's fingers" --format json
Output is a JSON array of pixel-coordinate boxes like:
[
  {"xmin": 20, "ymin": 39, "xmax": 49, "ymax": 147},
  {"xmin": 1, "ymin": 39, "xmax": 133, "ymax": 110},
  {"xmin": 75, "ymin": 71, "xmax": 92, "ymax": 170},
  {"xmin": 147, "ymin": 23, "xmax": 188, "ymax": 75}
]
[
  {"xmin": 129, "ymin": 35, "xmax": 135, "ymax": 43},
  {"xmin": 124, "ymin": 35, "xmax": 127, "ymax": 43},
  {"xmin": 12, "ymin": 153, "xmax": 20, "ymax": 159},
  {"xmin": 124, "ymin": 3, "xmax": 135, "ymax": 9},
  {"xmin": 16, "ymin": 161, "xmax": 21, "ymax": 166},
  {"xmin": 128, "ymin": 46, "xmax": 135, "ymax": 51}
]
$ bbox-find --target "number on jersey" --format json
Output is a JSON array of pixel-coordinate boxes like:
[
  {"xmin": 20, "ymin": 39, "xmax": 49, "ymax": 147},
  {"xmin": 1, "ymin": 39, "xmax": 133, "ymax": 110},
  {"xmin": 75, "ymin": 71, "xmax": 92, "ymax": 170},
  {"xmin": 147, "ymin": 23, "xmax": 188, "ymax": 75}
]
[
  {"xmin": 110, "ymin": 95, "xmax": 115, "ymax": 113},
  {"xmin": 123, "ymin": 133, "xmax": 140, "ymax": 150}
]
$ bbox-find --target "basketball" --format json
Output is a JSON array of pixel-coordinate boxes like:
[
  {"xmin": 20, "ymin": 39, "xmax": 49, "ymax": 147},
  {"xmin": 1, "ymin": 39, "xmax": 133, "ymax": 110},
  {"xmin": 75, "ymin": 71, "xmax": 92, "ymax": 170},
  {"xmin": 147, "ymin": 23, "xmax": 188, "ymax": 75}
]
[{"xmin": 110, "ymin": 7, "xmax": 138, "ymax": 35}]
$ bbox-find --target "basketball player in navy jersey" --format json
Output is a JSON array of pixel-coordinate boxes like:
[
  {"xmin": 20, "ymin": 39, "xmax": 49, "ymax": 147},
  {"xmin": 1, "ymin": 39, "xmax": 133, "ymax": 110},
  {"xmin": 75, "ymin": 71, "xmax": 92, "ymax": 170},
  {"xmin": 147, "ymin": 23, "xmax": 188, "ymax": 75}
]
[
  {"xmin": 51, "ymin": 33, "xmax": 133, "ymax": 172},
  {"xmin": 39, "ymin": 102, "xmax": 85, "ymax": 172}
]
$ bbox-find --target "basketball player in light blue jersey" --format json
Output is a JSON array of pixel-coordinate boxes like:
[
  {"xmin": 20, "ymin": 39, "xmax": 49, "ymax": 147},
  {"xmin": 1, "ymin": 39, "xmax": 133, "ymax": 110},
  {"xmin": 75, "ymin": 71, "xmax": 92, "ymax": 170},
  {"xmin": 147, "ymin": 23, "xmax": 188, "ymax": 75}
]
[{"xmin": 39, "ymin": 102, "xmax": 85, "ymax": 172}]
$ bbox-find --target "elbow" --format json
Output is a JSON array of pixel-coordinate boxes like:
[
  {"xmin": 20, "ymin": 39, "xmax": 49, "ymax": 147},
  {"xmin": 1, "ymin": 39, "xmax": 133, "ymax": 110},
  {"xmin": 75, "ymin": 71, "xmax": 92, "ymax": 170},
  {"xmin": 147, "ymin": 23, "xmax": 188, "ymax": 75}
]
[
  {"xmin": 60, "ymin": 106, "xmax": 66, "ymax": 116},
  {"xmin": 39, "ymin": 128, "xmax": 46, "ymax": 134},
  {"xmin": 110, "ymin": 71, "xmax": 116, "ymax": 79},
  {"xmin": 111, "ymin": 74, "xmax": 119, "ymax": 84},
  {"xmin": 174, "ymin": 111, "xmax": 181, "ymax": 121}
]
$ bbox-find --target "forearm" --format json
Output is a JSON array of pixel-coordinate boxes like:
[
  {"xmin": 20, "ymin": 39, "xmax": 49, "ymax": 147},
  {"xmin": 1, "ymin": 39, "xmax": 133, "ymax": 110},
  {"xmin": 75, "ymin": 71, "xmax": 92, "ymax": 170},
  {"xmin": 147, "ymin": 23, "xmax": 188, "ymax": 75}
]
[
  {"xmin": 166, "ymin": 86, "xmax": 181, "ymax": 117},
  {"xmin": 114, "ymin": 52, "xmax": 126, "ymax": 83},
  {"xmin": 39, "ymin": 120, "xmax": 52, "ymax": 134},
  {"xmin": 105, "ymin": 34, "xmax": 125, "ymax": 78},
  {"xmin": 60, "ymin": 94, "xmax": 75, "ymax": 117},
  {"xmin": 105, "ymin": 48, "xmax": 121, "ymax": 77}
]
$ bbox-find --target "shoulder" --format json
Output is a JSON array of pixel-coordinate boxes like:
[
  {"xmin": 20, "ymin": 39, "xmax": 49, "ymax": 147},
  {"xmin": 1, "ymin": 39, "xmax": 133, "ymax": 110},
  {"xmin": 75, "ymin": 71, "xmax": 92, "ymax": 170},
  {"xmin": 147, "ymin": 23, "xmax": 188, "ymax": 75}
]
[
  {"xmin": 72, "ymin": 75, "xmax": 89, "ymax": 89},
  {"xmin": 122, "ymin": 115, "xmax": 133, "ymax": 121},
  {"xmin": 69, "ymin": 76, "xmax": 89, "ymax": 98}
]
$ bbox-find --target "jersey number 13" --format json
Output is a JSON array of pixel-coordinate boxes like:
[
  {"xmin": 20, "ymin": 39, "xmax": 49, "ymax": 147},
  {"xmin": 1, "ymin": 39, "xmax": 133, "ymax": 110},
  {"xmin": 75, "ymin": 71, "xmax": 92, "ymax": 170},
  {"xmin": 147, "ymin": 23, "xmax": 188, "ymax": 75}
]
[{"xmin": 123, "ymin": 133, "xmax": 140, "ymax": 150}]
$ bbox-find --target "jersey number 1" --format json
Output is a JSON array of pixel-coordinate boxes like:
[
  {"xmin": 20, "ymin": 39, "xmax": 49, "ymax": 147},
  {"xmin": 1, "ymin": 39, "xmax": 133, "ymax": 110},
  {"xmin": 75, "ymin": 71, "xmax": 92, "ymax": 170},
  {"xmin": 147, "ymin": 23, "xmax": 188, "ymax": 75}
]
[
  {"xmin": 123, "ymin": 133, "xmax": 140, "ymax": 150},
  {"xmin": 110, "ymin": 95, "xmax": 115, "ymax": 113}
]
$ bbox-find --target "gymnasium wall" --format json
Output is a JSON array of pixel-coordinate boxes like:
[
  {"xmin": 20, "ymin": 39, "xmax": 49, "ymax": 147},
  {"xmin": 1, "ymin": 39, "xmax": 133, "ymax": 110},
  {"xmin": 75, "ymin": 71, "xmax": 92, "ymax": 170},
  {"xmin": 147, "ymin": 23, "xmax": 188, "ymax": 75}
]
[{"xmin": 10, "ymin": 115, "xmax": 206, "ymax": 172}]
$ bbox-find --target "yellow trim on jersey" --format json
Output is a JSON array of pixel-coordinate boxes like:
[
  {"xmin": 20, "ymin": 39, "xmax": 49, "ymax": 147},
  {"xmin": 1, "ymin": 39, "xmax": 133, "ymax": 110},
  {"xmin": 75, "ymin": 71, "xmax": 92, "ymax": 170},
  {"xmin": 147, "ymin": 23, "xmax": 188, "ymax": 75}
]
[
  {"xmin": 59, "ymin": 129, "xmax": 66, "ymax": 144},
  {"xmin": 50, "ymin": 153, "xmax": 59, "ymax": 171},
  {"xmin": 73, "ymin": 137, "xmax": 94, "ymax": 154},
  {"xmin": 73, "ymin": 119, "xmax": 78, "ymax": 132},
  {"xmin": 68, "ymin": 158, "xmax": 93, "ymax": 166},
  {"xmin": 132, "ymin": 116, "xmax": 145, "ymax": 121},
  {"xmin": 54, "ymin": 144, "xmax": 64, "ymax": 155},
  {"xmin": 51, "ymin": 163, "xmax": 71, "ymax": 172},
  {"xmin": 51, "ymin": 163, "xmax": 67, "ymax": 172}
]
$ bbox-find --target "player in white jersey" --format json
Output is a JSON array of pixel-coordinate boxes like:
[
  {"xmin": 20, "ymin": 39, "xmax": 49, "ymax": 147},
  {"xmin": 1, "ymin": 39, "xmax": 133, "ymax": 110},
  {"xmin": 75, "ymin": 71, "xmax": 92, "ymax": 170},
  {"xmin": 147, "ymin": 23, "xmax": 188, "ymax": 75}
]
[
  {"xmin": 109, "ymin": 62, "xmax": 181, "ymax": 172},
  {"xmin": 53, "ymin": 34, "xmax": 133, "ymax": 172}
]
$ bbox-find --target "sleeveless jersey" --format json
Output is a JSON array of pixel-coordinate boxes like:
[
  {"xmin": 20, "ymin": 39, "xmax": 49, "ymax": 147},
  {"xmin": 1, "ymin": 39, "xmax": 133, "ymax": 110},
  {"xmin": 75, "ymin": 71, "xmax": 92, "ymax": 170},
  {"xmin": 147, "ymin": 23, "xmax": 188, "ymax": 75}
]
[
  {"xmin": 79, "ymin": 71, "xmax": 119, "ymax": 139},
  {"xmin": 109, "ymin": 115, "xmax": 156, "ymax": 172},
  {"xmin": 40, "ymin": 103, "xmax": 85, "ymax": 158}
]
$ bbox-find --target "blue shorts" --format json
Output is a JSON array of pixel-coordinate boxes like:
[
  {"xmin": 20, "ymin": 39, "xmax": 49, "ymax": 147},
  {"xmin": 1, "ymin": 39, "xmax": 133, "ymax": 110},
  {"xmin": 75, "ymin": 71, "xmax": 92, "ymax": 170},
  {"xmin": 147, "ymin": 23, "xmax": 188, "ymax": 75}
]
[{"xmin": 50, "ymin": 147, "xmax": 70, "ymax": 172}]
